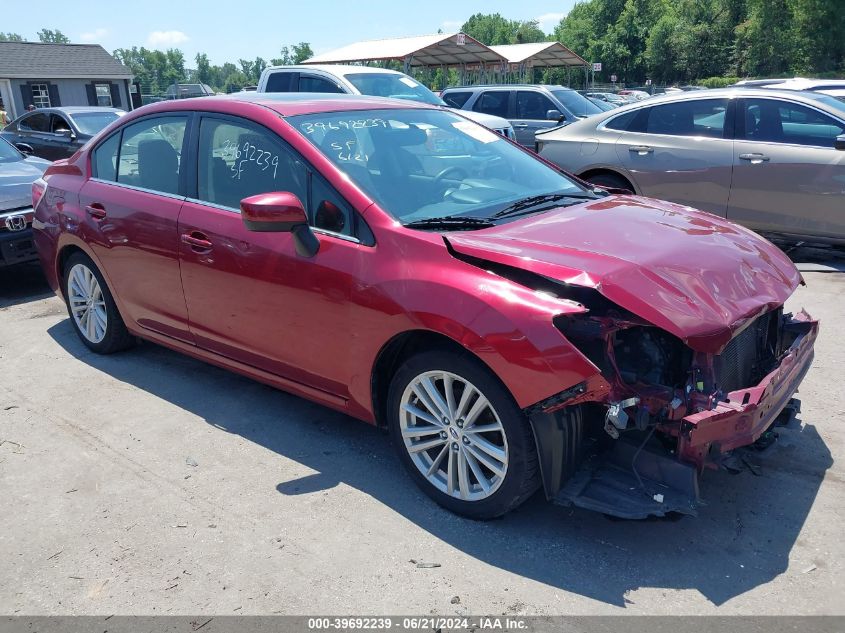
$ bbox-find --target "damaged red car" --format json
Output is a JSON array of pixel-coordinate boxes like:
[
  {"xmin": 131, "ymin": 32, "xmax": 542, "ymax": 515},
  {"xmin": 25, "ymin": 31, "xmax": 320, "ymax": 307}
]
[{"xmin": 32, "ymin": 94, "xmax": 818, "ymax": 519}]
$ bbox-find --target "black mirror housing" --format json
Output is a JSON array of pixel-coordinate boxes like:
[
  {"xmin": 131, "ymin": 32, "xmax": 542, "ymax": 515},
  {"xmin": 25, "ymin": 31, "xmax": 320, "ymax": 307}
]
[{"xmin": 835, "ymin": 135, "xmax": 845, "ymax": 151}]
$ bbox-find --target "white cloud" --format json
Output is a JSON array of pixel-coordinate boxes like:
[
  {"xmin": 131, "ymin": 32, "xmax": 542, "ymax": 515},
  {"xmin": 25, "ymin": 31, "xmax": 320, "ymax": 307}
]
[
  {"xmin": 440, "ymin": 20, "xmax": 463, "ymax": 33},
  {"xmin": 536, "ymin": 12, "xmax": 566, "ymax": 33},
  {"xmin": 79, "ymin": 28, "xmax": 108, "ymax": 43},
  {"xmin": 146, "ymin": 30, "xmax": 189, "ymax": 48}
]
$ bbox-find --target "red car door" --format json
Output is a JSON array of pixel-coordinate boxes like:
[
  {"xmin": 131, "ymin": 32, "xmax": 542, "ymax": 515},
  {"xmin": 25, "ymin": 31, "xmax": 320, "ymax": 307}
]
[
  {"xmin": 80, "ymin": 114, "xmax": 193, "ymax": 342},
  {"xmin": 177, "ymin": 115, "xmax": 372, "ymax": 397}
]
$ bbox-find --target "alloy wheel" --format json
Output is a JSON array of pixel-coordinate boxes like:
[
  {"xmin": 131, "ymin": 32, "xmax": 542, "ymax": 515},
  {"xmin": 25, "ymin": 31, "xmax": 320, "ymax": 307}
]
[
  {"xmin": 68, "ymin": 263, "xmax": 108, "ymax": 344},
  {"xmin": 399, "ymin": 370, "xmax": 509, "ymax": 501}
]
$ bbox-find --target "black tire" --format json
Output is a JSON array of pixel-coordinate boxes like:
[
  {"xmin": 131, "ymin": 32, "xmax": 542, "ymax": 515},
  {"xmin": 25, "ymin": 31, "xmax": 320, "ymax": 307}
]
[
  {"xmin": 63, "ymin": 251, "xmax": 134, "ymax": 354},
  {"xmin": 585, "ymin": 171, "xmax": 634, "ymax": 193},
  {"xmin": 387, "ymin": 349, "xmax": 541, "ymax": 519}
]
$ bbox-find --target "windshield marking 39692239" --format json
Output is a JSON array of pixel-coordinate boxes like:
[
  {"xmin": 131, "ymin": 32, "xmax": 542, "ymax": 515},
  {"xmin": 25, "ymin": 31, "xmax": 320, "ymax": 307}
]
[{"xmin": 290, "ymin": 108, "xmax": 594, "ymax": 230}]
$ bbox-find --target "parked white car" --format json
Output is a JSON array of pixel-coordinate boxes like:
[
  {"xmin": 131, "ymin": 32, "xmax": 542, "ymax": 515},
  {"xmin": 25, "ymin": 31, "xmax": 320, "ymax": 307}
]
[{"xmin": 257, "ymin": 65, "xmax": 516, "ymax": 140}]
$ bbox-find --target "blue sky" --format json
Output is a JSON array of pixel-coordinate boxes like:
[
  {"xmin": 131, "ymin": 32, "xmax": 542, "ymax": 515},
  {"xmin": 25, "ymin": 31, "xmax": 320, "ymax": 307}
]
[{"xmin": 7, "ymin": 0, "xmax": 577, "ymax": 66}]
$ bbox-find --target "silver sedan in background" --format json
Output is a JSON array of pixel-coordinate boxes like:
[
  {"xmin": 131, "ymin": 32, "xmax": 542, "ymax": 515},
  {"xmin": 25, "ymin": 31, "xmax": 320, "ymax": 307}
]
[{"xmin": 536, "ymin": 88, "xmax": 845, "ymax": 244}]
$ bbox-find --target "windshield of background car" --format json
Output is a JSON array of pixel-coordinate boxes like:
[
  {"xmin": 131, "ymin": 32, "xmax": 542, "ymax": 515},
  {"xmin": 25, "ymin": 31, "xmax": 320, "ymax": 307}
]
[
  {"xmin": 804, "ymin": 92, "xmax": 845, "ymax": 116},
  {"xmin": 69, "ymin": 111, "xmax": 121, "ymax": 135},
  {"xmin": 290, "ymin": 108, "xmax": 587, "ymax": 223},
  {"xmin": 550, "ymin": 89, "xmax": 602, "ymax": 117},
  {"xmin": 0, "ymin": 138, "xmax": 23, "ymax": 163},
  {"xmin": 343, "ymin": 73, "xmax": 444, "ymax": 105}
]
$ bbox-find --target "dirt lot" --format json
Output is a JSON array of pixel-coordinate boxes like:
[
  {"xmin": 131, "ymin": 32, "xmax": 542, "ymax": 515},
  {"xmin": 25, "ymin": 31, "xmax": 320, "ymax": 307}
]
[{"xmin": 1, "ymin": 255, "xmax": 843, "ymax": 615}]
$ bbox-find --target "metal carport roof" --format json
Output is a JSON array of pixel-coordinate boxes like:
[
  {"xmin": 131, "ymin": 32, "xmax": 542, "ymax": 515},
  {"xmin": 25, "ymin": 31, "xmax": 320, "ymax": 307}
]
[
  {"xmin": 302, "ymin": 33, "xmax": 506, "ymax": 67},
  {"xmin": 489, "ymin": 42, "xmax": 588, "ymax": 67}
]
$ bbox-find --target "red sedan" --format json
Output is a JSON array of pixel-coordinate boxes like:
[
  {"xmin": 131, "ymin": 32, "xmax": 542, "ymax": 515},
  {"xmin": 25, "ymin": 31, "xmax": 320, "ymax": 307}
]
[{"xmin": 32, "ymin": 94, "xmax": 818, "ymax": 520}]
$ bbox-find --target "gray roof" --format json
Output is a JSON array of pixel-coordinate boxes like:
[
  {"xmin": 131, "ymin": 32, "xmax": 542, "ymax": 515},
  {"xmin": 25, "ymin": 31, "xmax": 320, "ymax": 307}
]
[{"xmin": 0, "ymin": 42, "xmax": 133, "ymax": 79}]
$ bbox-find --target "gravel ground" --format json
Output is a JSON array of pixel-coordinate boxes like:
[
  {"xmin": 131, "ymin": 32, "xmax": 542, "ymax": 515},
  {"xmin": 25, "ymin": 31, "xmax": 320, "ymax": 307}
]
[{"xmin": 0, "ymin": 254, "xmax": 842, "ymax": 615}]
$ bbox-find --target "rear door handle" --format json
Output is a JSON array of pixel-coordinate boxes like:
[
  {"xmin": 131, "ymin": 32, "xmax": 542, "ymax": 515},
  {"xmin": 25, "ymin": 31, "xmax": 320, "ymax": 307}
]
[
  {"xmin": 85, "ymin": 203, "xmax": 107, "ymax": 220},
  {"xmin": 628, "ymin": 145, "xmax": 653, "ymax": 155},
  {"xmin": 513, "ymin": 123, "xmax": 529, "ymax": 128},
  {"xmin": 181, "ymin": 231, "xmax": 213, "ymax": 251},
  {"xmin": 739, "ymin": 153, "xmax": 770, "ymax": 163}
]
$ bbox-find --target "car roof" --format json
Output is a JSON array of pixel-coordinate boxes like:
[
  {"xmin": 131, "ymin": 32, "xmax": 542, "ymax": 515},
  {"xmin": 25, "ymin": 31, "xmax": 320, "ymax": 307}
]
[
  {"xmin": 441, "ymin": 84, "xmax": 574, "ymax": 92},
  {"xmin": 130, "ymin": 92, "xmax": 438, "ymax": 118},
  {"xmin": 22, "ymin": 106, "xmax": 124, "ymax": 116},
  {"xmin": 263, "ymin": 64, "xmax": 406, "ymax": 77},
  {"xmin": 572, "ymin": 87, "xmax": 845, "ymax": 122}
]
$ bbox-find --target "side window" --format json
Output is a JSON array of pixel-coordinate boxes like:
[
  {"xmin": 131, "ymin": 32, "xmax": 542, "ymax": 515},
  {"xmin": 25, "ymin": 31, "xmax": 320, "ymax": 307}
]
[
  {"xmin": 117, "ymin": 116, "xmax": 187, "ymax": 195},
  {"xmin": 197, "ymin": 117, "xmax": 306, "ymax": 210},
  {"xmin": 645, "ymin": 99, "xmax": 728, "ymax": 138},
  {"xmin": 92, "ymin": 133, "xmax": 120, "ymax": 181},
  {"xmin": 50, "ymin": 115, "xmax": 71, "ymax": 134},
  {"xmin": 310, "ymin": 174, "xmax": 355, "ymax": 238},
  {"xmin": 265, "ymin": 72, "xmax": 295, "ymax": 92},
  {"xmin": 516, "ymin": 91, "xmax": 558, "ymax": 120},
  {"xmin": 743, "ymin": 99, "xmax": 845, "ymax": 147},
  {"xmin": 472, "ymin": 91, "xmax": 509, "ymax": 118},
  {"xmin": 605, "ymin": 109, "xmax": 640, "ymax": 132},
  {"xmin": 20, "ymin": 113, "xmax": 50, "ymax": 132},
  {"xmin": 442, "ymin": 91, "xmax": 471, "ymax": 108},
  {"xmin": 298, "ymin": 75, "xmax": 344, "ymax": 93}
]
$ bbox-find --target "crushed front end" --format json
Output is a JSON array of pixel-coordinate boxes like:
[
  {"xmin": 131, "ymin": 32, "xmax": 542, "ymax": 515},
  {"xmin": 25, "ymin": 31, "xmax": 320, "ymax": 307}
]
[{"xmin": 529, "ymin": 302, "xmax": 818, "ymax": 519}]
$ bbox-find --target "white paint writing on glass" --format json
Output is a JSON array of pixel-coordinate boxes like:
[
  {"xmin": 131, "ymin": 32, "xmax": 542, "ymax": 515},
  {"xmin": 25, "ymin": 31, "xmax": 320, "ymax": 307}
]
[
  {"xmin": 300, "ymin": 119, "xmax": 387, "ymax": 135},
  {"xmin": 221, "ymin": 139, "xmax": 279, "ymax": 180}
]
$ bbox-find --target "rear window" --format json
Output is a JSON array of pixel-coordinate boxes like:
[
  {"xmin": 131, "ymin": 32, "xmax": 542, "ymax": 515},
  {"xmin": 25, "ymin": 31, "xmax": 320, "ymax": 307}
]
[
  {"xmin": 549, "ymin": 89, "xmax": 602, "ymax": 117},
  {"xmin": 442, "ymin": 91, "xmax": 472, "ymax": 108},
  {"xmin": 265, "ymin": 72, "xmax": 295, "ymax": 92}
]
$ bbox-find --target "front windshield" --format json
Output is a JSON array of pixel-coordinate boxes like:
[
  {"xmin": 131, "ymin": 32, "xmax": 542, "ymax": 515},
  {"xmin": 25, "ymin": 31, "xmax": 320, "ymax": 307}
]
[
  {"xmin": 0, "ymin": 137, "xmax": 23, "ymax": 163},
  {"xmin": 805, "ymin": 92, "xmax": 845, "ymax": 115},
  {"xmin": 290, "ymin": 108, "xmax": 589, "ymax": 225},
  {"xmin": 343, "ymin": 73, "xmax": 444, "ymax": 106},
  {"xmin": 70, "ymin": 111, "xmax": 121, "ymax": 135},
  {"xmin": 550, "ymin": 89, "xmax": 602, "ymax": 117}
]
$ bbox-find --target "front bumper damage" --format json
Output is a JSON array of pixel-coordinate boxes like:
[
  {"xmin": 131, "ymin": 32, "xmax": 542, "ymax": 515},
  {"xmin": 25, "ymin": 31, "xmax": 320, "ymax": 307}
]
[{"xmin": 528, "ymin": 310, "xmax": 819, "ymax": 519}]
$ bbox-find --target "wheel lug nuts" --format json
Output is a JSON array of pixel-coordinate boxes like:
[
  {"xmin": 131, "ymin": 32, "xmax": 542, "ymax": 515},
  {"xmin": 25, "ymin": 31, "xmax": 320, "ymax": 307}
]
[
  {"xmin": 439, "ymin": 431, "xmax": 447, "ymax": 439},
  {"xmin": 451, "ymin": 442, "xmax": 459, "ymax": 451},
  {"xmin": 456, "ymin": 419, "xmax": 464, "ymax": 428},
  {"xmin": 462, "ymin": 436, "xmax": 470, "ymax": 444}
]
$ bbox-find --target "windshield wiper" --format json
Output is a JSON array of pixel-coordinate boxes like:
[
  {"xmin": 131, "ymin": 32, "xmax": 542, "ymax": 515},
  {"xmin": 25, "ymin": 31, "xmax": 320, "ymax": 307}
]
[
  {"xmin": 402, "ymin": 216, "xmax": 495, "ymax": 230},
  {"xmin": 492, "ymin": 192, "xmax": 596, "ymax": 219}
]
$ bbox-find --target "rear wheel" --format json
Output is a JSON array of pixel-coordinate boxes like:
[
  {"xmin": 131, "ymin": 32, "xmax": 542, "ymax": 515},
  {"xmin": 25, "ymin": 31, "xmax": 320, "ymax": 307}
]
[
  {"xmin": 388, "ymin": 350, "xmax": 540, "ymax": 519},
  {"xmin": 584, "ymin": 171, "xmax": 634, "ymax": 193},
  {"xmin": 63, "ymin": 252, "xmax": 134, "ymax": 354}
]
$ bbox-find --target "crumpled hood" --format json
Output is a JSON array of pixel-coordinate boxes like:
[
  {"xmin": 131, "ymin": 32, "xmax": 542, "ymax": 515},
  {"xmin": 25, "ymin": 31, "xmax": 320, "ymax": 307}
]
[
  {"xmin": 446, "ymin": 195, "xmax": 801, "ymax": 353},
  {"xmin": 0, "ymin": 157, "xmax": 49, "ymax": 211}
]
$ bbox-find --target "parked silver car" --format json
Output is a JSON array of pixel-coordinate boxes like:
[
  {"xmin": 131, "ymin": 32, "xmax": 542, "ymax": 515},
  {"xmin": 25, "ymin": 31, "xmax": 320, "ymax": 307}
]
[{"xmin": 537, "ymin": 88, "xmax": 845, "ymax": 244}]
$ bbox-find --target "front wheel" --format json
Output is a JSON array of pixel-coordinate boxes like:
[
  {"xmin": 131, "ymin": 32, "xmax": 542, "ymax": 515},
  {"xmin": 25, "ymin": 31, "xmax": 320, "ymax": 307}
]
[{"xmin": 387, "ymin": 350, "xmax": 540, "ymax": 519}]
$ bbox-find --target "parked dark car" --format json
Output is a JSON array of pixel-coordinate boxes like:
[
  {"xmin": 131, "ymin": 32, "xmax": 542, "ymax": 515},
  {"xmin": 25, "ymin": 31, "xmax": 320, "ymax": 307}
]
[
  {"xmin": 165, "ymin": 83, "xmax": 215, "ymax": 99},
  {"xmin": 33, "ymin": 93, "xmax": 817, "ymax": 520},
  {"xmin": 0, "ymin": 107, "xmax": 125, "ymax": 161},
  {"xmin": 0, "ymin": 137, "xmax": 49, "ymax": 267}
]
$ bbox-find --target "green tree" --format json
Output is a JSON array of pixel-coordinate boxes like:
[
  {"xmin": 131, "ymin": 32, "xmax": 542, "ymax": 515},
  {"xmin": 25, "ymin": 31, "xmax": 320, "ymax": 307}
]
[
  {"xmin": 462, "ymin": 13, "xmax": 548, "ymax": 45},
  {"xmin": 37, "ymin": 29, "xmax": 70, "ymax": 43},
  {"xmin": 0, "ymin": 32, "xmax": 26, "ymax": 41},
  {"xmin": 195, "ymin": 53, "xmax": 211, "ymax": 84}
]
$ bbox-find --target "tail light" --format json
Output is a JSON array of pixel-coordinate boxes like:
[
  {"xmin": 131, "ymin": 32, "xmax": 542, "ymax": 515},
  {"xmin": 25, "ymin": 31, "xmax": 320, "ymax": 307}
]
[{"xmin": 32, "ymin": 178, "xmax": 46, "ymax": 209}]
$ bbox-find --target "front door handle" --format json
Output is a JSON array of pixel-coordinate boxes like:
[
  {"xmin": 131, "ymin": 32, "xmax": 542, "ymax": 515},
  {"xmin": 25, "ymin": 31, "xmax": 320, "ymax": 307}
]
[
  {"xmin": 739, "ymin": 153, "xmax": 770, "ymax": 163},
  {"xmin": 85, "ymin": 203, "xmax": 107, "ymax": 220},
  {"xmin": 181, "ymin": 231, "xmax": 213, "ymax": 251},
  {"xmin": 628, "ymin": 145, "xmax": 654, "ymax": 155},
  {"xmin": 513, "ymin": 123, "xmax": 529, "ymax": 128}
]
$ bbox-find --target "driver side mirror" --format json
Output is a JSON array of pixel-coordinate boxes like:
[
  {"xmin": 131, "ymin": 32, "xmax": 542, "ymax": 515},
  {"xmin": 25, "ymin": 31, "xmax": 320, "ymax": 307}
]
[
  {"xmin": 15, "ymin": 143, "xmax": 34, "ymax": 155},
  {"xmin": 835, "ymin": 135, "xmax": 845, "ymax": 151},
  {"xmin": 240, "ymin": 192, "xmax": 320, "ymax": 257},
  {"xmin": 546, "ymin": 109, "xmax": 564, "ymax": 123}
]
